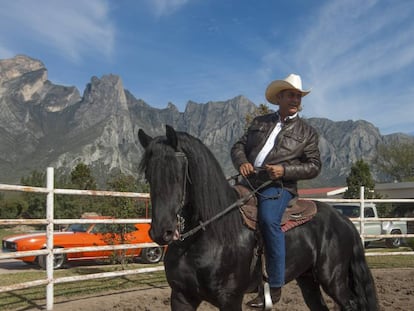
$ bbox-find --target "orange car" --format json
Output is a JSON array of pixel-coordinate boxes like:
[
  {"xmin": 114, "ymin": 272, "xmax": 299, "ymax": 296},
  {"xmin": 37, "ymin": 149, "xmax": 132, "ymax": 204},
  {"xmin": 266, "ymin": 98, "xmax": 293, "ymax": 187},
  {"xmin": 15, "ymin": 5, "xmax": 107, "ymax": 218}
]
[{"xmin": 2, "ymin": 217, "xmax": 164, "ymax": 269}]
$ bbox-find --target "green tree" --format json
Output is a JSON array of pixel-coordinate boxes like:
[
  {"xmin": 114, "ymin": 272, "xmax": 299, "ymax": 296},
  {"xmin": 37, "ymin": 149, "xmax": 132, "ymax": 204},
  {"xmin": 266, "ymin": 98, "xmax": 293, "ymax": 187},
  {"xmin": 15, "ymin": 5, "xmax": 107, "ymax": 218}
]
[
  {"xmin": 68, "ymin": 163, "xmax": 98, "ymax": 217},
  {"xmin": 244, "ymin": 104, "xmax": 271, "ymax": 129},
  {"xmin": 105, "ymin": 174, "xmax": 140, "ymax": 218},
  {"xmin": 104, "ymin": 174, "xmax": 143, "ymax": 267},
  {"xmin": 20, "ymin": 170, "xmax": 46, "ymax": 218},
  {"xmin": 70, "ymin": 163, "xmax": 97, "ymax": 190},
  {"xmin": 0, "ymin": 197, "xmax": 26, "ymax": 219},
  {"xmin": 343, "ymin": 159, "xmax": 376, "ymax": 199},
  {"xmin": 54, "ymin": 173, "xmax": 78, "ymax": 219},
  {"xmin": 376, "ymin": 141, "xmax": 414, "ymax": 182}
]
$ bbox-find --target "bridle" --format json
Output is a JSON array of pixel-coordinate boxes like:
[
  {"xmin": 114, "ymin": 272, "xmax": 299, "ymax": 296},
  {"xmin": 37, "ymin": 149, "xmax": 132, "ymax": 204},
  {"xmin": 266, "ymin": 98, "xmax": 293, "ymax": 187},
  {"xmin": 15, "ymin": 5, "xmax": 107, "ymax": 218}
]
[
  {"xmin": 174, "ymin": 151, "xmax": 190, "ymax": 236},
  {"xmin": 172, "ymin": 151, "xmax": 272, "ymax": 241}
]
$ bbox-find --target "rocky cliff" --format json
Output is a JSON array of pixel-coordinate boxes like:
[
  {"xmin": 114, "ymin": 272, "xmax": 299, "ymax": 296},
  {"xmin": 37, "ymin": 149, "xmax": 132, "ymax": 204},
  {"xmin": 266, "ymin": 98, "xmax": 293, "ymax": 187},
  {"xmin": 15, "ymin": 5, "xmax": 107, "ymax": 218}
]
[{"xmin": 0, "ymin": 55, "xmax": 412, "ymax": 187}]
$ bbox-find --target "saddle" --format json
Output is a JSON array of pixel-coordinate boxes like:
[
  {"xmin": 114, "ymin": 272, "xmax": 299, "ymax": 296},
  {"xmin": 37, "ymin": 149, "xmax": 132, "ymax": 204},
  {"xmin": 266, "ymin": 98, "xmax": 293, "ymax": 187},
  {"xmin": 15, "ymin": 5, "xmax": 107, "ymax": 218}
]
[{"xmin": 234, "ymin": 184, "xmax": 317, "ymax": 232}]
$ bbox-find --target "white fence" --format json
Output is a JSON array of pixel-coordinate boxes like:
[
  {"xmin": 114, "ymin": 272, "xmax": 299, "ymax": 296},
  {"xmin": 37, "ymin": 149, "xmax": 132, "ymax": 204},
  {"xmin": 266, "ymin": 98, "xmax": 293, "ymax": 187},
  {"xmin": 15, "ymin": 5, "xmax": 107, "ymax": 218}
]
[
  {"xmin": 0, "ymin": 167, "xmax": 164, "ymax": 310},
  {"xmin": 1, "ymin": 168, "xmax": 414, "ymax": 310},
  {"xmin": 308, "ymin": 192, "xmax": 414, "ymax": 256}
]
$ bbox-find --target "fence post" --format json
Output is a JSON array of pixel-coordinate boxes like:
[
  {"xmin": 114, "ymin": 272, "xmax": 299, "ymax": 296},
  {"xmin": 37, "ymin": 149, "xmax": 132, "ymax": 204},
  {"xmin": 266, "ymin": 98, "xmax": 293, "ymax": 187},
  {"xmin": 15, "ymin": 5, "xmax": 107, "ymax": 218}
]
[
  {"xmin": 46, "ymin": 167, "xmax": 54, "ymax": 310},
  {"xmin": 360, "ymin": 186, "xmax": 365, "ymax": 246}
]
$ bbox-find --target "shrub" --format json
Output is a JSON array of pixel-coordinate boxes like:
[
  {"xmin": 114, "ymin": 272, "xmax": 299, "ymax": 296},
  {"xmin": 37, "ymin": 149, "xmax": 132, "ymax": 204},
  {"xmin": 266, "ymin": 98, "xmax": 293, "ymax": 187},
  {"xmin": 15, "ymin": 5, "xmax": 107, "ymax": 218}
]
[{"xmin": 406, "ymin": 238, "xmax": 414, "ymax": 250}]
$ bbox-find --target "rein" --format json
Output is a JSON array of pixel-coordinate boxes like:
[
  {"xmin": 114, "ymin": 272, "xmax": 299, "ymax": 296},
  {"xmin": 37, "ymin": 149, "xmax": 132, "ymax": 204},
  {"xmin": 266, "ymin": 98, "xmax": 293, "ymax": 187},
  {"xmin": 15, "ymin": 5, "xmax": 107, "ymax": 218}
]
[{"xmin": 176, "ymin": 151, "xmax": 272, "ymax": 241}]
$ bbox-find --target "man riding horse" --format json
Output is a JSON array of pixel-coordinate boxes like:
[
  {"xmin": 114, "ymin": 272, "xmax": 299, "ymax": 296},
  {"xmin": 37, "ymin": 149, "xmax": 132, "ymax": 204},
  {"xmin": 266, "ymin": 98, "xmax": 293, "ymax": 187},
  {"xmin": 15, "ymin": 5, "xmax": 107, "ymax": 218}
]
[{"xmin": 231, "ymin": 73, "xmax": 321, "ymax": 308}]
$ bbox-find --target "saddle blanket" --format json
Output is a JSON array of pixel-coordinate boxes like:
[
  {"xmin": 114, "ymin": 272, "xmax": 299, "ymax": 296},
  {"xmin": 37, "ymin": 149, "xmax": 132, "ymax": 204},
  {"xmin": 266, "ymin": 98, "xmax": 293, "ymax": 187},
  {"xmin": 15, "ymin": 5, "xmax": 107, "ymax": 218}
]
[{"xmin": 234, "ymin": 185, "xmax": 317, "ymax": 232}]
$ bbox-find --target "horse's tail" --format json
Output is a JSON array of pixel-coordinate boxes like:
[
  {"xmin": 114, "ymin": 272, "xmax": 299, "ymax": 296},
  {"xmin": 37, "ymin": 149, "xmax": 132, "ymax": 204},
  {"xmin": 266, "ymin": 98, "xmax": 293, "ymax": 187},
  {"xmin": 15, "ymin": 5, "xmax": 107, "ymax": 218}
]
[{"xmin": 349, "ymin": 233, "xmax": 379, "ymax": 311}]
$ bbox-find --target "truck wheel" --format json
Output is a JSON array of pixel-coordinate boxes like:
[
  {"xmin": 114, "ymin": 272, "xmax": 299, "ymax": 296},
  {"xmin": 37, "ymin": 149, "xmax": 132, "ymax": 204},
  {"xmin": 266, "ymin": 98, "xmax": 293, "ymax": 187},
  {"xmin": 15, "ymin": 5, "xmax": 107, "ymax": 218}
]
[
  {"xmin": 140, "ymin": 247, "xmax": 164, "ymax": 263},
  {"xmin": 37, "ymin": 248, "xmax": 67, "ymax": 269},
  {"xmin": 385, "ymin": 230, "xmax": 402, "ymax": 248}
]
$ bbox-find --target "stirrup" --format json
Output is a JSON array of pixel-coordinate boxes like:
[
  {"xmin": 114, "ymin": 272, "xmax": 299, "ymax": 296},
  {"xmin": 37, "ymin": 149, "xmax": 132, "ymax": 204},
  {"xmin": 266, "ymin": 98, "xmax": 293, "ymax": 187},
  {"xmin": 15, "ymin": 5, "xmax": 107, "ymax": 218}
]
[{"xmin": 263, "ymin": 282, "xmax": 273, "ymax": 310}]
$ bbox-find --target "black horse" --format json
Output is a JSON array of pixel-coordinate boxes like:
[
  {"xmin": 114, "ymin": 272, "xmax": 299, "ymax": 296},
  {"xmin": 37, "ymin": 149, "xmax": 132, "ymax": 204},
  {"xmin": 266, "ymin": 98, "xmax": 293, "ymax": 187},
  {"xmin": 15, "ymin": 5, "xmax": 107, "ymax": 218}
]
[{"xmin": 138, "ymin": 125, "xmax": 378, "ymax": 311}]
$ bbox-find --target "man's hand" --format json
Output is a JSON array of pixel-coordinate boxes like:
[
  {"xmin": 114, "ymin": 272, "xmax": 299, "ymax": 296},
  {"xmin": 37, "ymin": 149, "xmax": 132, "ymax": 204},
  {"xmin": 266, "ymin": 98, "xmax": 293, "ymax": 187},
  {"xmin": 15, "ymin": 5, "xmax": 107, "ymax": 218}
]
[
  {"xmin": 265, "ymin": 164, "xmax": 285, "ymax": 180},
  {"xmin": 239, "ymin": 163, "xmax": 255, "ymax": 177}
]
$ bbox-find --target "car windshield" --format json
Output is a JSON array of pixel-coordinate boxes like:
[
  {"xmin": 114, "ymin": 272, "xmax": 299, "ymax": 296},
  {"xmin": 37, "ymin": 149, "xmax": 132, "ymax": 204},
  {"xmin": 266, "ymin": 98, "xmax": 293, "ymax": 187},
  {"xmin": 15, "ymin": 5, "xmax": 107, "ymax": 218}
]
[
  {"xmin": 333, "ymin": 205, "xmax": 360, "ymax": 217},
  {"xmin": 91, "ymin": 224, "xmax": 138, "ymax": 234},
  {"xmin": 66, "ymin": 224, "xmax": 90, "ymax": 232}
]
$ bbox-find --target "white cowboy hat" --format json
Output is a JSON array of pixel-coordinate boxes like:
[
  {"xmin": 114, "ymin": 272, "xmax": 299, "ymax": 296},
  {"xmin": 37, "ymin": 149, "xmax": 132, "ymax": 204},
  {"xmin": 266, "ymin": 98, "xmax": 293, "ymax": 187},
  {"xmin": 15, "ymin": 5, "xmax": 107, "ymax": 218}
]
[{"xmin": 265, "ymin": 73, "xmax": 311, "ymax": 104}]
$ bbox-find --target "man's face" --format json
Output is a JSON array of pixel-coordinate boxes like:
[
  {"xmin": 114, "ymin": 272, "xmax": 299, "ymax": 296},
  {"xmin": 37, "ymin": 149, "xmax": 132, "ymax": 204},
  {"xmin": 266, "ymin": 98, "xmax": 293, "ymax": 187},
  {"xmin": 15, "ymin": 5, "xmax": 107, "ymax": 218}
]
[{"xmin": 277, "ymin": 89, "xmax": 302, "ymax": 117}]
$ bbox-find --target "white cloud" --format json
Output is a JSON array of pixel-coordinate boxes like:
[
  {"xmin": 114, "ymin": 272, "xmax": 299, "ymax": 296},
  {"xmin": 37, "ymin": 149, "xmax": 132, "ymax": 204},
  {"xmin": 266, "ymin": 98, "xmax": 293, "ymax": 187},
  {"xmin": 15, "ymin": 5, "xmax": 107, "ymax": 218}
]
[
  {"xmin": 148, "ymin": 0, "xmax": 190, "ymax": 17},
  {"xmin": 264, "ymin": 0, "xmax": 414, "ymax": 133},
  {"xmin": 302, "ymin": 0, "xmax": 414, "ymax": 84},
  {"xmin": 0, "ymin": 47, "xmax": 14, "ymax": 59},
  {"xmin": 0, "ymin": 0, "xmax": 115, "ymax": 63}
]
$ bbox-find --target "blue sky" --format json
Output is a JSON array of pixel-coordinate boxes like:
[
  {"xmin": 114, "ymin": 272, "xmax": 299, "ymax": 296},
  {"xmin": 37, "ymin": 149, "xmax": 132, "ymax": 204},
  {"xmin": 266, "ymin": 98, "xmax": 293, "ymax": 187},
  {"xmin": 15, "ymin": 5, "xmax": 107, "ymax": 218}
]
[{"xmin": 1, "ymin": 0, "xmax": 413, "ymax": 135}]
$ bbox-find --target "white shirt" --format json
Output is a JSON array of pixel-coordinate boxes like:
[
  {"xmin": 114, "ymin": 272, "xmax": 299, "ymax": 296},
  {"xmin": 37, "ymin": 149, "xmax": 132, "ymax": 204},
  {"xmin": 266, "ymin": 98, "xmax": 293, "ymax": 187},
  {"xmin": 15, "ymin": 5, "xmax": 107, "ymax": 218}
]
[{"xmin": 253, "ymin": 112, "xmax": 297, "ymax": 167}]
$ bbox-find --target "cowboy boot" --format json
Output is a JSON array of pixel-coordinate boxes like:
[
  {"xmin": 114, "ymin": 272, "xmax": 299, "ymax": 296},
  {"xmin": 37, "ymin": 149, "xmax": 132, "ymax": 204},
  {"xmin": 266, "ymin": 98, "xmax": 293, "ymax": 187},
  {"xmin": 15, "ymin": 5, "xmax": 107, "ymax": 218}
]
[
  {"xmin": 270, "ymin": 287, "xmax": 282, "ymax": 304},
  {"xmin": 246, "ymin": 291, "xmax": 264, "ymax": 309},
  {"xmin": 246, "ymin": 287, "xmax": 282, "ymax": 309}
]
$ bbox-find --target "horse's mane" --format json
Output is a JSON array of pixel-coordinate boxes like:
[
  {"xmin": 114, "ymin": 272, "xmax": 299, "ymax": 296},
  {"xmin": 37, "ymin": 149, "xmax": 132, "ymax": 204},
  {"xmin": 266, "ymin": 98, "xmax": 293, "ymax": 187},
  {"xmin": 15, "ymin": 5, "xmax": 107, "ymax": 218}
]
[{"xmin": 140, "ymin": 131, "xmax": 242, "ymax": 243}]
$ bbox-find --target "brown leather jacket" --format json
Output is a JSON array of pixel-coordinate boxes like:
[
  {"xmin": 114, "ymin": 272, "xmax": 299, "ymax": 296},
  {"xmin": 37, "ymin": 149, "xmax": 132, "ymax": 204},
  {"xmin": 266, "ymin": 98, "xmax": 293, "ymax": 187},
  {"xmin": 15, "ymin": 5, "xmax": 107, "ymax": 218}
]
[{"xmin": 231, "ymin": 112, "xmax": 321, "ymax": 195}]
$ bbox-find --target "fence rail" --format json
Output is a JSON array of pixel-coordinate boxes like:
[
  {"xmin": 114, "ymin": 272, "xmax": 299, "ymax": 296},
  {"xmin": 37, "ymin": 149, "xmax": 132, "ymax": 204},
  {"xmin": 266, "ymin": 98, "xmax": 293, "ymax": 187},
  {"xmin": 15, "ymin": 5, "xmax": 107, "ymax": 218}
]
[
  {"xmin": 0, "ymin": 168, "xmax": 163, "ymax": 310},
  {"xmin": 303, "ymin": 189, "xmax": 414, "ymax": 257},
  {"xmin": 1, "ymin": 168, "xmax": 414, "ymax": 310}
]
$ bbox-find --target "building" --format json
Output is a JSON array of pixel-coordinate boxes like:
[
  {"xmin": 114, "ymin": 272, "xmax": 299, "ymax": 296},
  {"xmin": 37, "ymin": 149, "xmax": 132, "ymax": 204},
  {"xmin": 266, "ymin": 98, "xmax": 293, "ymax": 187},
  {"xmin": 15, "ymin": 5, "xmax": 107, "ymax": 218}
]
[
  {"xmin": 298, "ymin": 187, "xmax": 347, "ymax": 199},
  {"xmin": 375, "ymin": 182, "xmax": 414, "ymax": 199},
  {"xmin": 298, "ymin": 182, "xmax": 414, "ymax": 199}
]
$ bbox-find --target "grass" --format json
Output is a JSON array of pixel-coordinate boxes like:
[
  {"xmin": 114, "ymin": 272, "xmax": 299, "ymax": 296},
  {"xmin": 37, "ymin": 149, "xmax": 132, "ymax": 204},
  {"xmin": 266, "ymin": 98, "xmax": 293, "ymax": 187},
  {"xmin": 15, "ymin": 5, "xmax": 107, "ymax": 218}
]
[
  {"xmin": 367, "ymin": 255, "xmax": 414, "ymax": 268},
  {"xmin": 366, "ymin": 247, "xmax": 414, "ymax": 268}
]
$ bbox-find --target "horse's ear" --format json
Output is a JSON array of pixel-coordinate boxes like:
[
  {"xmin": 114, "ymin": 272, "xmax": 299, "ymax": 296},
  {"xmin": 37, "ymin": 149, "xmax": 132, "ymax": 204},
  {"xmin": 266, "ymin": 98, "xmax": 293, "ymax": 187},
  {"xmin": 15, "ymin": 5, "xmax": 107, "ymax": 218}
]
[
  {"xmin": 138, "ymin": 129, "xmax": 153, "ymax": 148},
  {"xmin": 165, "ymin": 125, "xmax": 178, "ymax": 150}
]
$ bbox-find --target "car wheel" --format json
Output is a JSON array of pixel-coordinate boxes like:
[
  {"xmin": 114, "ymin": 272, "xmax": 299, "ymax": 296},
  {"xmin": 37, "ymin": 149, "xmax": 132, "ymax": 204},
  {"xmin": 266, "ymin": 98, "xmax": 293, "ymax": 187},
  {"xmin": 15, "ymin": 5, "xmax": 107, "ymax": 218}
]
[
  {"xmin": 140, "ymin": 247, "xmax": 164, "ymax": 263},
  {"xmin": 385, "ymin": 230, "xmax": 402, "ymax": 248},
  {"xmin": 38, "ymin": 248, "xmax": 67, "ymax": 270}
]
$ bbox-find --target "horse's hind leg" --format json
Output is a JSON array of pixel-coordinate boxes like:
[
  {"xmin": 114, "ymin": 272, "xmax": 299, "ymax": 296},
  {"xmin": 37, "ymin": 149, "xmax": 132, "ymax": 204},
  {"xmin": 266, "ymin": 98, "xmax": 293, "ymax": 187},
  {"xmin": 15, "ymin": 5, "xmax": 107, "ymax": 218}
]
[
  {"xmin": 171, "ymin": 289, "xmax": 201, "ymax": 311},
  {"xmin": 320, "ymin": 280, "xmax": 358, "ymax": 311},
  {"xmin": 296, "ymin": 273, "xmax": 329, "ymax": 311},
  {"xmin": 316, "ymin": 264, "xmax": 360, "ymax": 310}
]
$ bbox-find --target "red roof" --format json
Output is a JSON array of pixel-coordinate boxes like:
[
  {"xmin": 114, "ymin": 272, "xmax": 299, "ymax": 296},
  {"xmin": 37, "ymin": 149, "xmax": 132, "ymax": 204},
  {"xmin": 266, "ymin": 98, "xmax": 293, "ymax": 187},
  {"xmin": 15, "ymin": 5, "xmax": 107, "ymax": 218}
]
[{"xmin": 298, "ymin": 187, "xmax": 345, "ymax": 196}]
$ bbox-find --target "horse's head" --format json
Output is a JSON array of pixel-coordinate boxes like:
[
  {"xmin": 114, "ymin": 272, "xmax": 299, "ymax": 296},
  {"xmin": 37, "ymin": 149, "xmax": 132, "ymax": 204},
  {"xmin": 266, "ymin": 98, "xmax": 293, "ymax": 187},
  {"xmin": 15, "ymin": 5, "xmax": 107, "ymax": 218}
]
[{"xmin": 138, "ymin": 125, "xmax": 190, "ymax": 245}]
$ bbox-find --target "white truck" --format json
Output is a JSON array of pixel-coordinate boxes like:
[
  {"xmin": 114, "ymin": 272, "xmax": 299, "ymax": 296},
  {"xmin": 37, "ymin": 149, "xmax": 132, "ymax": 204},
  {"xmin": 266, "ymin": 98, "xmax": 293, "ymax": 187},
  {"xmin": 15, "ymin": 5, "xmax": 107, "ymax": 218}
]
[{"xmin": 330, "ymin": 202, "xmax": 407, "ymax": 248}]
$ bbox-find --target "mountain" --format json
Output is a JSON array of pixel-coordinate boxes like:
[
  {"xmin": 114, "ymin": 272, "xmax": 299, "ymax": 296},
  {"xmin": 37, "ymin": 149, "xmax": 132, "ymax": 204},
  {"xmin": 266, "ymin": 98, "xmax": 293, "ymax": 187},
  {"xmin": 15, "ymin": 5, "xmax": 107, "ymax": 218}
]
[{"xmin": 1, "ymin": 55, "xmax": 412, "ymax": 187}]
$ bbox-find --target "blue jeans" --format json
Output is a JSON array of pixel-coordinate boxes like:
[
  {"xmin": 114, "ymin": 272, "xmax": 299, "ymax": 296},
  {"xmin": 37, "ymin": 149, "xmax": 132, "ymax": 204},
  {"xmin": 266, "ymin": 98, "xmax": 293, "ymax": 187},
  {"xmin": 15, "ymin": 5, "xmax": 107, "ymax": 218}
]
[{"xmin": 257, "ymin": 186, "xmax": 293, "ymax": 288}]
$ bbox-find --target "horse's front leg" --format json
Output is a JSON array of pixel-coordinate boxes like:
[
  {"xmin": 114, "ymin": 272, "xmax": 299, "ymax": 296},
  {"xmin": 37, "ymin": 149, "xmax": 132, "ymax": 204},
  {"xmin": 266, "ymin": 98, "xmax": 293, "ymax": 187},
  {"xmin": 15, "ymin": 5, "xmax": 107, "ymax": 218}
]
[
  {"xmin": 218, "ymin": 300, "xmax": 243, "ymax": 311},
  {"xmin": 171, "ymin": 289, "xmax": 201, "ymax": 311},
  {"xmin": 216, "ymin": 293, "xmax": 244, "ymax": 311}
]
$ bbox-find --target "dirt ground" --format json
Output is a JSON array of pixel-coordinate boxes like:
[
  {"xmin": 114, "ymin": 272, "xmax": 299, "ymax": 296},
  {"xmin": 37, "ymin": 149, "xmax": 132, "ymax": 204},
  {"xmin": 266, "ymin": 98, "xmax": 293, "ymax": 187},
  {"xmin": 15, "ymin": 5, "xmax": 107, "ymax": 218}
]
[{"xmin": 43, "ymin": 268, "xmax": 414, "ymax": 311}]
